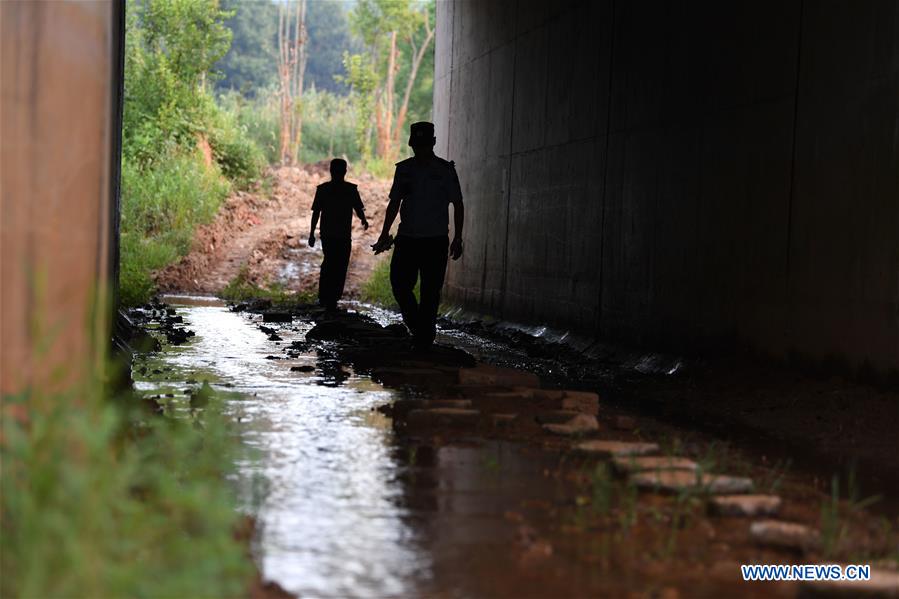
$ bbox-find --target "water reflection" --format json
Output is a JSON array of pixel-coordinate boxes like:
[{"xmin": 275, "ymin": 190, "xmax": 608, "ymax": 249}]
[
  {"xmin": 140, "ymin": 299, "xmax": 577, "ymax": 598},
  {"xmin": 154, "ymin": 302, "xmax": 430, "ymax": 597}
]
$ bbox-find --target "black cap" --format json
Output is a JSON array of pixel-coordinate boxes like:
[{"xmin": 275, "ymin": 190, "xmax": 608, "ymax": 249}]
[{"xmin": 409, "ymin": 121, "xmax": 435, "ymax": 145}]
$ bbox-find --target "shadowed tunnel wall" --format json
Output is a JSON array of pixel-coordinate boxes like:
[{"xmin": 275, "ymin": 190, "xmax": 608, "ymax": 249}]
[{"xmin": 435, "ymin": 0, "xmax": 899, "ymax": 374}]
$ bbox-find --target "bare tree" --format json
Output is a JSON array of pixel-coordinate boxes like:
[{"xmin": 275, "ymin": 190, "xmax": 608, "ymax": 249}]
[
  {"xmin": 277, "ymin": 1, "xmax": 294, "ymax": 164},
  {"xmin": 290, "ymin": 0, "xmax": 308, "ymax": 164},
  {"xmin": 278, "ymin": 0, "xmax": 307, "ymax": 165},
  {"xmin": 393, "ymin": 10, "xmax": 433, "ymax": 150}
]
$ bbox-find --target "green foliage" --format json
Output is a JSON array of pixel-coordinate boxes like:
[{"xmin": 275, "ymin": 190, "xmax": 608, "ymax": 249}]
[
  {"xmin": 298, "ymin": 88, "xmax": 359, "ymax": 163},
  {"xmin": 215, "ymin": 0, "xmax": 279, "ymax": 96},
  {"xmin": 221, "ymin": 87, "xmax": 360, "ymax": 165},
  {"xmin": 219, "ymin": 88, "xmax": 281, "ymax": 164},
  {"xmin": 339, "ymin": 52, "xmax": 378, "ymax": 159},
  {"xmin": 345, "ymin": 0, "xmax": 436, "ymax": 158},
  {"xmin": 207, "ymin": 107, "xmax": 266, "ymax": 185},
  {"xmin": 120, "ymin": 151, "xmax": 230, "ymax": 305},
  {"xmin": 306, "ymin": 0, "xmax": 358, "ymax": 94},
  {"xmin": 1, "ymin": 379, "xmax": 251, "ymax": 598},
  {"xmin": 123, "ymin": 0, "xmax": 233, "ymax": 162},
  {"xmin": 121, "ymin": 0, "xmax": 266, "ymax": 305},
  {"xmin": 361, "ymin": 155, "xmax": 396, "ymax": 179}
]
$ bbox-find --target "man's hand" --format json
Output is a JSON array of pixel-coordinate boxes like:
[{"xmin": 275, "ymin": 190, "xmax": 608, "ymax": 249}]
[
  {"xmin": 450, "ymin": 237, "xmax": 463, "ymax": 260},
  {"xmin": 371, "ymin": 234, "xmax": 393, "ymax": 255},
  {"xmin": 308, "ymin": 233, "xmax": 316, "ymax": 247}
]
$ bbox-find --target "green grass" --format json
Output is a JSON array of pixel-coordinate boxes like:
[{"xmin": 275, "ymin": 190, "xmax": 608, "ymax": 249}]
[
  {"xmin": 119, "ymin": 151, "xmax": 231, "ymax": 306},
  {"xmin": 360, "ymin": 256, "xmax": 419, "ymax": 309},
  {"xmin": 219, "ymin": 266, "xmax": 317, "ymax": 305},
  {"xmin": 1, "ymin": 374, "xmax": 252, "ymax": 598}
]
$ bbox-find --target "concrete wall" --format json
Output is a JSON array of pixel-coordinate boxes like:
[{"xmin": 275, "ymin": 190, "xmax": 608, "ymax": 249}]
[
  {"xmin": 1, "ymin": 1, "xmax": 121, "ymax": 392},
  {"xmin": 435, "ymin": 0, "xmax": 899, "ymax": 375}
]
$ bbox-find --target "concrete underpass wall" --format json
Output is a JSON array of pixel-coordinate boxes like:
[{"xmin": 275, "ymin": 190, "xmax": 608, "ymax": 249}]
[{"xmin": 435, "ymin": 0, "xmax": 899, "ymax": 375}]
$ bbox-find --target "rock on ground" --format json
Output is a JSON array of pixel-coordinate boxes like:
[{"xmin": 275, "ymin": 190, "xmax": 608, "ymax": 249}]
[
  {"xmin": 709, "ymin": 494, "xmax": 781, "ymax": 517},
  {"xmin": 611, "ymin": 455, "xmax": 698, "ymax": 474},
  {"xmin": 749, "ymin": 519, "xmax": 821, "ymax": 551},
  {"xmin": 575, "ymin": 440, "xmax": 660, "ymax": 458},
  {"xmin": 630, "ymin": 470, "xmax": 754, "ymax": 494}
]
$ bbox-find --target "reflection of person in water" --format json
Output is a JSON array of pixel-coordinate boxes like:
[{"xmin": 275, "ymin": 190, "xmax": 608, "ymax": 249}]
[
  {"xmin": 308, "ymin": 158, "xmax": 368, "ymax": 311},
  {"xmin": 371, "ymin": 122, "xmax": 464, "ymax": 350}
]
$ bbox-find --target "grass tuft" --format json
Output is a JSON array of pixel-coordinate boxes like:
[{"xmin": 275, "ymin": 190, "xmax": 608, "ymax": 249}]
[{"xmin": 1, "ymin": 376, "xmax": 251, "ymax": 598}]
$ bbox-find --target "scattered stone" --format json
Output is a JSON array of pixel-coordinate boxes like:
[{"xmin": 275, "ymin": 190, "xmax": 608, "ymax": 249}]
[
  {"xmin": 576, "ymin": 440, "xmax": 659, "ymax": 458},
  {"xmin": 560, "ymin": 390, "xmax": 599, "ymax": 414},
  {"xmin": 613, "ymin": 415, "xmax": 637, "ymax": 431},
  {"xmin": 484, "ymin": 389, "xmax": 536, "ymax": 400},
  {"xmin": 389, "ymin": 399, "xmax": 425, "ymax": 418},
  {"xmin": 290, "ymin": 365, "xmax": 315, "ymax": 372},
  {"xmin": 612, "ymin": 455, "xmax": 698, "ymax": 474},
  {"xmin": 750, "ymin": 520, "xmax": 821, "ymax": 551},
  {"xmin": 709, "ymin": 494, "xmax": 781, "ymax": 517},
  {"xmin": 407, "ymin": 408, "xmax": 481, "ymax": 428},
  {"xmin": 631, "ymin": 470, "xmax": 754, "ymax": 494},
  {"xmin": 265, "ymin": 355, "xmax": 282, "ymax": 360},
  {"xmin": 458, "ymin": 364, "xmax": 540, "ymax": 388},
  {"xmin": 800, "ymin": 567, "xmax": 899, "ymax": 597},
  {"xmin": 268, "ymin": 333, "xmax": 282, "ymax": 341},
  {"xmin": 543, "ymin": 413, "xmax": 599, "ymax": 436},
  {"xmin": 523, "ymin": 388, "xmax": 565, "ymax": 401},
  {"xmin": 262, "ymin": 311, "xmax": 292, "ymax": 323},
  {"xmin": 426, "ymin": 399, "xmax": 473, "ymax": 409},
  {"xmin": 536, "ymin": 410, "xmax": 581, "ymax": 424},
  {"xmin": 491, "ymin": 413, "xmax": 518, "ymax": 427}
]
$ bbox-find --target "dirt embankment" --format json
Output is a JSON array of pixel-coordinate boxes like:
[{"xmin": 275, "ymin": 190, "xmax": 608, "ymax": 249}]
[{"xmin": 156, "ymin": 162, "xmax": 392, "ymax": 296}]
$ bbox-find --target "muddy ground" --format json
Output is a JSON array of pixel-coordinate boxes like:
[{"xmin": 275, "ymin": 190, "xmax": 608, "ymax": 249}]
[{"xmin": 155, "ymin": 162, "xmax": 391, "ymax": 296}]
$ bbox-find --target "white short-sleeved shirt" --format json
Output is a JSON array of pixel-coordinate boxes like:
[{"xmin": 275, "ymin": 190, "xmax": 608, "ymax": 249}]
[{"xmin": 388, "ymin": 156, "xmax": 463, "ymax": 238}]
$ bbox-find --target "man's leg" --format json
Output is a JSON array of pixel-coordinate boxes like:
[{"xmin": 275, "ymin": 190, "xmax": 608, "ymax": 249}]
[
  {"xmin": 318, "ymin": 237, "xmax": 333, "ymax": 308},
  {"xmin": 390, "ymin": 236, "xmax": 420, "ymax": 333},
  {"xmin": 333, "ymin": 237, "xmax": 351, "ymax": 303},
  {"xmin": 319, "ymin": 236, "xmax": 342, "ymax": 310},
  {"xmin": 415, "ymin": 236, "xmax": 449, "ymax": 346}
]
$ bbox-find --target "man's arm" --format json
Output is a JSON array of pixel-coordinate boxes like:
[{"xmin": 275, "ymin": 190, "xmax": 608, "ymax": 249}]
[
  {"xmin": 308, "ymin": 209, "xmax": 320, "ymax": 247},
  {"xmin": 353, "ymin": 189, "xmax": 369, "ymax": 230},
  {"xmin": 372, "ymin": 197, "xmax": 400, "ymax": 254},
  {"xmin": 449, "ymin": 198, "xmax": 464, "ymax": 260}
]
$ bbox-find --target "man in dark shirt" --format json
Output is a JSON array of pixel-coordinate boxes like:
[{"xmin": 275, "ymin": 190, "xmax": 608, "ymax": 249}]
[
  {"xmin": 371, "ymin": 122, "xmax": 464, "ymax": 349},
  {"xmin": 308, "ymin": 158, "xmax": 368, "ymax": 310}
]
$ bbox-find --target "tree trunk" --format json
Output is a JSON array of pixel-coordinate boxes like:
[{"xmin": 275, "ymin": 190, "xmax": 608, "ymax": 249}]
[
  {"xmin": 394, "ymin": 13, "xmax": 434, "ymax": 150},
  {"xmin": 377, "ymin": 31, "xmax": 398, "ymax": 160},
  {"xmin": 277, "ymin": 2, "xmax": 293, "ymax": 165},
  {"xmin": 290, "ymin": 0, "xmax": 307, "ymax": 165}
]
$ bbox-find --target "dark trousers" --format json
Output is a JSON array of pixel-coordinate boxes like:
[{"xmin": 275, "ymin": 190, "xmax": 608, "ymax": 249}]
[
  {"xmin": 318, "ymin": 236, "xmax": 351, "ymax": 309},
  {"xmin": 390, "ymin": 235, "xmax": 448, "ymax": 345}
]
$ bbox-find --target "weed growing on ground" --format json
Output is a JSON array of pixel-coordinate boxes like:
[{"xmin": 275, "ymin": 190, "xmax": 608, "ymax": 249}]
[
  {"xmin": 820, "ymin": 470, "xmax": 883, "ymax": 558},
  {"xmin": 219, "ymin": 266, "xmax": 317, "ymax": 305},
  {"xmin": 360, "ymin": 257, "xmax": 419, "ymax": 308},
  {"xmin": 1, "ymin": 375, "xmax": 251, "ymax": 597},
  {"xmin": 119, "ymin": 151, "xmax": 231, "ymax": 306}
]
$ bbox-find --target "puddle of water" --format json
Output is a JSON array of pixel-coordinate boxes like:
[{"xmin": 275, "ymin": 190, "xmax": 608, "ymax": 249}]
[{"xmin": 138, "ymin": 299, "xmax": 574, "ymax": 598}]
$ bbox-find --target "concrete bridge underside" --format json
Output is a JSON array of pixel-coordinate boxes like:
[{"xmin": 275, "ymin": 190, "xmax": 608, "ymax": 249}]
[{"xmin": 435, "ymin": 0, "xmax": 899, "ymax": 375}]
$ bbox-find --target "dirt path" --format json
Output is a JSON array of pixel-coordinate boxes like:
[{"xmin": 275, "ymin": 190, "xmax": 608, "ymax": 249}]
[{"xmin": 156, "ymin": 162, "xmax": 391, "ymax": 297}]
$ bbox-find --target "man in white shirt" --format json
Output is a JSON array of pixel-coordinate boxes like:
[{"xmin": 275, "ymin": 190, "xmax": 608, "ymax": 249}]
[{"xmin": 372, "ymin": 122, "xmax": 464, "ymax": 349}]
